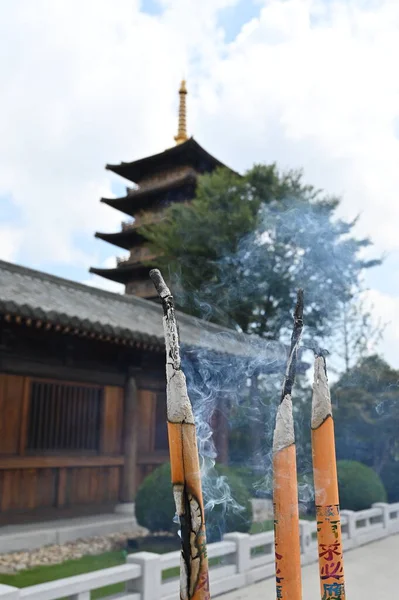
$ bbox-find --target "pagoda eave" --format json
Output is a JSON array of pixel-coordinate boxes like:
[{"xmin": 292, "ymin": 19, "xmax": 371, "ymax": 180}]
[
  {"xmin": 89, "ymin": 265, "xmax": 137, "ymax": 285},
  {"xmin": 90, "ymin": 263, "xmax": 154, "ymax": 285},
  {"xmin": 100, "ymin": 173, "xmax": 197, "ymax": 216},
  {"xmin": 105, "ymin": 137, "xmax": 231, "ymax": 183},
  {"xmin": 95, "ymin": 230, "xmax": 142, "ymax": 250}
]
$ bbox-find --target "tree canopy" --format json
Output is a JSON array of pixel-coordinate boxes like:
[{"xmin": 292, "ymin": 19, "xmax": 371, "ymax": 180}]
[
  {"xmin": 143, "ymin": 164, "xmax": 379, "ymax": 343},
  {"xmin": 333, "ymin": 355, "xmax": 399, "ymax": 474}
]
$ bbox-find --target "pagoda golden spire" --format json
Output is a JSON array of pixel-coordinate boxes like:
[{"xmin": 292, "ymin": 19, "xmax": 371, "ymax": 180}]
[{"xmin": 174, "ymin": 79, "xmax": 188, "ymax": 145}]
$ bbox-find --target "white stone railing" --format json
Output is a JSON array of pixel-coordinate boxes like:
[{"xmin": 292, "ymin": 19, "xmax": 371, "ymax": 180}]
[{"xmin": 1, "ymin": 502, "xmax": 398, "ymax": 600}]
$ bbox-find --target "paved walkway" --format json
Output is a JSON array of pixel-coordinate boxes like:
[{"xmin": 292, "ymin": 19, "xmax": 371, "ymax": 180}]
[{"xmin": 220, "ymin": 534, "xmax": 399, "ymax": 599}]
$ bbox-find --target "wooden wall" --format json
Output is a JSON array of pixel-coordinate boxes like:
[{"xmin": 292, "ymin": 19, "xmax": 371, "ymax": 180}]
[
  {"xmin": 136, "ymin": 389, "xmax": 169, "ymax": 487},
  {"xmin": 0, "ymin": 374, "xmax": 28, "ymax": 455},
  {"xmin": 0, "ymin": 373, "xmax": 124, "ymax": 517}
]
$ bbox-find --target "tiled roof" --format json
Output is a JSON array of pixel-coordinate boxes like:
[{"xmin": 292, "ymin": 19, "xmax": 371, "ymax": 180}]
[{"xmin": 0, "ymin": 260, "xmax": 287, "ymax": 368}]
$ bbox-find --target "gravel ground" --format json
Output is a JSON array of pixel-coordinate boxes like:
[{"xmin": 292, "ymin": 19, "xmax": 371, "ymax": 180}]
[{"xmin": 0, "ymin": 527, "xmax": 151, "ymax": 574}]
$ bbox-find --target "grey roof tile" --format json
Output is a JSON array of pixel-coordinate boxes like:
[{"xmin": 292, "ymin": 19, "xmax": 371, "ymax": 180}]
[{"xmin": 0, "ymin": 260, "xmax": 286, "ymax": 366}]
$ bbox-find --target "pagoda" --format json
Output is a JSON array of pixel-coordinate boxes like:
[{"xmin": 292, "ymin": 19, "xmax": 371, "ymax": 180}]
[{"xmin": 90, "ymin": 81, "xmax": 231, "ymax": 299}]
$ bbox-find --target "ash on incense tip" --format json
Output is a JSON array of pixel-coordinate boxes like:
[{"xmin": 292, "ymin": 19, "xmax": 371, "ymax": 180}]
[
  {"xmin": 149, "ymin": 268, "xmax": 172, "ymax": 300},
  {"xmin": 312, "ymin": 354, "xmax": 332, "ymax": 429}
]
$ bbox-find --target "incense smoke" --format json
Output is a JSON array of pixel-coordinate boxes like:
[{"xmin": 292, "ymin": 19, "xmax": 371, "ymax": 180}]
[
  {"xmin": 172, "ymin": 192, "xmax": 376, "ymax": 535},
  {"xmin": 181, "ymin": 339, "xmax": 287, "ymax": 540}
]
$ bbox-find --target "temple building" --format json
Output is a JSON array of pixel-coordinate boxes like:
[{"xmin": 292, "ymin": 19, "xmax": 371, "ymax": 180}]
[
  {"xmin": 90, "ymin": 81, "xmax": 231, "ymax": 299},
  {"xmin": 0, "ymin": 259, "xmax": 288, "ymax": 539}
]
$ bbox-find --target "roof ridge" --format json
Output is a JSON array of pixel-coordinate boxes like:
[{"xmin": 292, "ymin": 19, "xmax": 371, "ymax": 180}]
[
  {"xmin": 106, "ymin": 137, "xmax": 196, "ymax": 170},
  {"xmin": 0, "ymin": 259, "xmax": 159, "ymax": 310}
]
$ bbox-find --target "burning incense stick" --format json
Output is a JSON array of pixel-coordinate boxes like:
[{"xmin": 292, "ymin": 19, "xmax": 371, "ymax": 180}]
[
  {"xmin": 150, "ymin": 269, "xmax": 210, "ymax": 600},
  {"xmin": 273, "ymin": 290, "xmax": 304, "ymax": 600},
  {"xmin": 311, "ymin": 353, "xmax": 346, "ymax": 600}
]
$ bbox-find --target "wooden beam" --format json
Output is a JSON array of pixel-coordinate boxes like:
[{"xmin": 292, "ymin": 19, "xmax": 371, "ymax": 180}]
[
  {"xmin": 120, "ymin": 376, "xmax": 139, "ymax": 502},
  {"xmin": 135, "ymin": 374, "xmax": 167, "ymax": 392},
  {"xmin": 101, "ymin": 386, "xmax": 124, "ymax": 454},
  {"xmin": 18, "ymin": 376, "xmax": 30, "ymax": 455},
  {"xmin": 0, "ymin": 357, "xmax": 125, "ymax": 386},
  {"xmin": 0, "ymin": 456, "xmax": 124, "ymax": 470},
  {"xmin": 137, "ymin": 390, "xmax": 156, "ymax": 453},
  {"xmin": 57, "ymin": 468, "xmax": 68, "ymax": 507},
  {"xmin": 136, "ymin": 452, "xmax": 170, "ymax": 465}
]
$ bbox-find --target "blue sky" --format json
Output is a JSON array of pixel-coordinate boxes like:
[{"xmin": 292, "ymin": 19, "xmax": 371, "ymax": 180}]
[{"xmin": 1, "ymin": 0, "xmax": 399, "ymax": 367}]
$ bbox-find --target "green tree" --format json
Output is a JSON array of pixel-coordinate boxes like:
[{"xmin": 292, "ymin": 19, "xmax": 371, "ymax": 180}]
[
  {"xmin": 143, "ymin": 164, "xmax": 379, "ymax": 343},
  {"xmin": 333, "ymin": 355, "xmax": 399, "ymax": 474}
]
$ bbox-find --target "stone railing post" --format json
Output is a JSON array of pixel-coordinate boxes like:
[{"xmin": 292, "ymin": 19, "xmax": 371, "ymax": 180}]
[
  {"xmin": 341, "ymin": 509, "xmax": 356, "ymax": 541},
  {"xmin": 373, "ymin": 502, "xmax": 390, "ymax": 530},
  {"xmin": 299, "ymin": 520, "xmax": 312, "ymax": 561},
  {"xmin": 223, "ymin": 532, "xmax": 251, "ymax": 574},
  {"xmin": 70, "ymin": 593, "xmax": 90, "ymax": 600},
  {"xmin": 126, "ymin": 551, "xmax": 162, "ymax": 600},
  {"xmin": 0, "ymin": 585, "xmax": 20, "ymax": 600}
]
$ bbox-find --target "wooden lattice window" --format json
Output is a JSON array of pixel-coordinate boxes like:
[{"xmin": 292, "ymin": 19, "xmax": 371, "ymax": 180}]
[{"xmin": 26, "ymin": 380, "xmax": 103, "ymax": 453}]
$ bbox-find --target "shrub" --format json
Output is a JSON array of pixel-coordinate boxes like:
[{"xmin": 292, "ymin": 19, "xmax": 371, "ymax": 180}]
[
  {"xmin": 337, "ymin": 460, "xmax": 387, "ymax": 511},
  {"xmin": 230, "ymin": 466, "xmax": 261, "ymax": 497},
  {"xmin": 135, "ymin": 462, "xmax": 176, "ymax": 533},
  {"xmin": 135, "ymin": 462, "xmax": 252, "ymax": 541},
  {"xmin": 206, "ymin": 464, "xmax": 253, "ymax": 542}
]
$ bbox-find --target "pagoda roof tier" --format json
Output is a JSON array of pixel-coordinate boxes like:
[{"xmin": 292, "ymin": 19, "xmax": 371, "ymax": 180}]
[
  {"xmin": 106, "ymin": 137, "xmax": 229, "ymax": 184},
  {"xmin": 89, "ymin": 263, "xmax": 150, "ymax": 285},
  {"xmin": 94, "ymin": 229, "xmax": 143, "ymax": 250},
  {"xmin": 101, "ymin": 171, "xmax": 196, "ymax": 217}
]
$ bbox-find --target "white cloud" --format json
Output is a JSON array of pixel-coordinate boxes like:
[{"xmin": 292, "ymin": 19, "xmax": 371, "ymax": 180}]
[
  {"xmin": 194, "ymin": 0, "xmax": 399, "ymax": 252},
  {"xmin": 1, "ymin": 0, "xmax": 399, "ymax": 365},
  {"xmin": 364, "ymin": 287, "xmax": 399, "ymax": 366},
  {"xmin": 0, "ymin": 226, "xmax": 23, "ymax": 262},
  {"xmin": 0, "ymin": 0, "xmax": 191, "ymax": 266}
]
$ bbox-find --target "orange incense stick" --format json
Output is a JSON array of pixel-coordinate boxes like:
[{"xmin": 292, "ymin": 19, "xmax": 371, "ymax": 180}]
[
  {"xmin": 311, "ymin": 354, "xmax": 346, "ymax": 600},
  {"xmin": 273, "ymin": 290, "xmax": 304, "ymax": 600},
  {"xmin": 150, "ymin": 269, "xmax": 210, "ymax": 600}
]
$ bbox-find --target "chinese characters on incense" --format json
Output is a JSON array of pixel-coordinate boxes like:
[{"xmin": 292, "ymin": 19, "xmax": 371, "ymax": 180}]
[
  {"xmin": 150, "ymin": 269, "xmax": 210, "ymax": 600},
  {"xmin": 273, "ymin": 290, "xmax": 304, "ymax": 600},
  {"xmin": 311, "ymin": 354, "xmax": 346, "ymax": 600}
]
